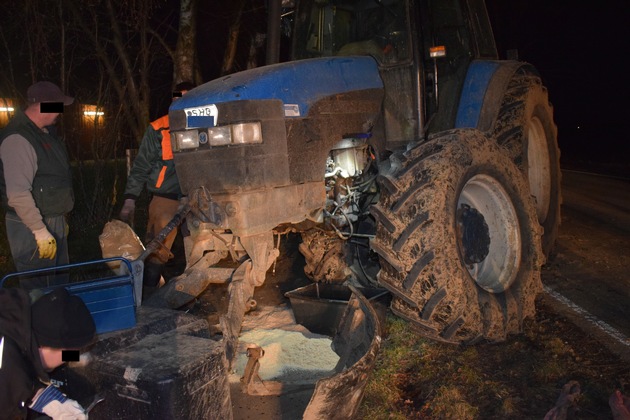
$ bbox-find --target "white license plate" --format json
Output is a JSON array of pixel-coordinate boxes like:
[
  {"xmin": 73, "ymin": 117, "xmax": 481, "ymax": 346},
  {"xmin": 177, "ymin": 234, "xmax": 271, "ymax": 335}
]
[{"xmin": 184, "ymin": 104, "xmax": 218, "ymax": 127}]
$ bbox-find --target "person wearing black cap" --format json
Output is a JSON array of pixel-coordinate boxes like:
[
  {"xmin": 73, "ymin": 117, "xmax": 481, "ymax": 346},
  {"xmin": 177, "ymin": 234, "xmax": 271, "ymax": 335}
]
[
  {"xmin": 0, "ymin": 81, "xmax": 75, "ymax": 287},
  {"xmin": 0, "ymin": 286, "xmax": 96, "ymax": 419},
  {"xmin": 118, "ymin": 81, "xmax": 196, "ymax": 295}
]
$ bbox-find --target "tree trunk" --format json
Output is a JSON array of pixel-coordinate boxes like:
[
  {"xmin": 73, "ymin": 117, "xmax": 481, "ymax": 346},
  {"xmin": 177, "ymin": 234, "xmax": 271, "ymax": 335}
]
[
  {"xmin": 66, "ymin": 2, "xmax": 144, "ymax": 141},
  {"xmin": 174, "ymin": 0, "xmax": 198, "ymax": 86},
  {"xmin": 247, "ymin": 33, "xmax": 266, "ymax": 70},
  {"xmin": 221, "ymin": 0, "xmax": 246, "ymax": 76}
]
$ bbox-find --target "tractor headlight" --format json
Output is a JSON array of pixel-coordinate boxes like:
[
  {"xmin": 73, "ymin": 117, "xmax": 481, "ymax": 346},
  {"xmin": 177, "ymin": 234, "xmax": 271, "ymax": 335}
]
[
  {"xmin": 231, "ymin": 122, "xmax": 262, "ymax": 144},
  {"xmin": 207, "ymin": 122, "xmax": 262, "ymax": 146},
  {"xmin": 173, "ymin": 122, "xmax": 262, "ymax": 151},
  {"xmin": 208, "ymin": 126, "xmax": 232, "ymax": 146},
  {"xmin": 175, "ymin": 131, "xmax": 199, "ymax": 150}
]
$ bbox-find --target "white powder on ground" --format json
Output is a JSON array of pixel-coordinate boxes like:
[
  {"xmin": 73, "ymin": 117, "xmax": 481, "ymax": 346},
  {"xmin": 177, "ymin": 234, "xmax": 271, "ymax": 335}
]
[
  {"xmin": 233, "ymin": 328, "xmax": 339, "ymax": 383},
  {"xmin": 234, "ymin": 307, "xmax": 339, "ymax": 383}
]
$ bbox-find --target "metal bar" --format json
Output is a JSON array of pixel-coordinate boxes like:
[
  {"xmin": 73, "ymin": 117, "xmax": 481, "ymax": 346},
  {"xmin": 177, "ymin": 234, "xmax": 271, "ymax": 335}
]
[
  {"xmin": 266, "ymin": 0, "xmax": 281, "ymax": 64},
  {"xmin": 138, "ymin": 202, "xmax": 191, "ymax": 262},
  {"xmin": 0, "ymin": 257, "xmax": 133, "ymax": 287}
]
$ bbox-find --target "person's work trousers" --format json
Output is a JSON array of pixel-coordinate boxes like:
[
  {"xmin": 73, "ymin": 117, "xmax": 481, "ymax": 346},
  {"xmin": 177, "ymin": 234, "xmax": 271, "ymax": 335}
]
[
  {"xmin": 145, "ymin": 195, "xmax": 181, "ymax": 265},
  {"xmin": 5, "ymin": 212, "xmax": 69, "ymax": 289}
]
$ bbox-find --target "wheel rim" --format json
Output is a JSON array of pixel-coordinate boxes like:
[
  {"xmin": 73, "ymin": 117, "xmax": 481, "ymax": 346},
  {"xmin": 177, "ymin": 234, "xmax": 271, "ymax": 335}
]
[
  {"xmin": 527, "ymin": 116, "xmax": 551, "ymax": 222},
  {"xmin": 457, "ymin": 174, "xmax": 521, "ymax": 293}
]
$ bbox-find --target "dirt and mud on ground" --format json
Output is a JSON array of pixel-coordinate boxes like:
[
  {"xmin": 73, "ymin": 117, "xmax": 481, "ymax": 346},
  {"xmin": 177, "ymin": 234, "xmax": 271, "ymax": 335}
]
[{"xmin": 175, "ymin": 225, "xmax": 629, "ymax": 419}]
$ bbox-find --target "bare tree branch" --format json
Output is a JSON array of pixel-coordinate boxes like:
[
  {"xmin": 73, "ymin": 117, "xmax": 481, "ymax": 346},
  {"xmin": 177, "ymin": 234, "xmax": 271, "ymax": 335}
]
[
  {"xmin": 66, "ymin": 1, "xmax": 144, "ymax": 140},
  {"xmin": 147, "ymin": 27, "xmax": 176, "ymax": 63},
  {"xmin": 104, "ymin": 0, "xmax": 148, "ymax": 129}
]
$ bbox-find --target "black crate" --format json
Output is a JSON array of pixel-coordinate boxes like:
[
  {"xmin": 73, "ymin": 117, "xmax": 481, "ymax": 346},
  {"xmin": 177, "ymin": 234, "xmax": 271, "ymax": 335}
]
[
  {"xmin": 57, "ymin": 307, "xmax": 232, "ymax": 420},
  {"xmin": 285, "ymin": 283, "xmax": 389, "ymax": 336}
]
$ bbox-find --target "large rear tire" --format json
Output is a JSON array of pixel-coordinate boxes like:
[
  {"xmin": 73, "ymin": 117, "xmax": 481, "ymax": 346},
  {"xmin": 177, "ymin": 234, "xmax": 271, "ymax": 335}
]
[
  {"xmin": 370, "ymin": 130, "xmax": 544, "ymax": 343},
  {"xmin": 493, "ymin": 72, "xmax": 561, "ymax": 259}
]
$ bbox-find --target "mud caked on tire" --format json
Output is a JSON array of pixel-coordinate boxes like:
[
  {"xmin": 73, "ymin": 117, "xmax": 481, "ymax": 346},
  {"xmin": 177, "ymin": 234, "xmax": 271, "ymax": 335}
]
[
  {"xmin": 370, "ymin": 130, "xmax": 544, "ymax": 343},
  {"xmin": 493, "ymin": 72, "xmax": 561, "ymax": 259}
]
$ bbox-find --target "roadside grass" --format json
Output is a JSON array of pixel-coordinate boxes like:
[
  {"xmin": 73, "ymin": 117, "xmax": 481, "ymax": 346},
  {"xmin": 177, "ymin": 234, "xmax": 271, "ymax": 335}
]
[
  {"xmin": 358, "ymin": 316, "xmax": 420, "ymax": 419},
  {"xmin": 359, "ymin": 302, "xmax": 630, "ymax": 419}
]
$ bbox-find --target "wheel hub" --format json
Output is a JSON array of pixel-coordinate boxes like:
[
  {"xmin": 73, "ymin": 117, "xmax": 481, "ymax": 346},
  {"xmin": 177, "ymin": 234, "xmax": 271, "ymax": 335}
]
[
  {"xmin": 457, "ymin": 204, "xmax": 490, "ymax": 265},
  {"xmin": 457, "ymin": 174, "xmax": 521, "ymax": 293}
]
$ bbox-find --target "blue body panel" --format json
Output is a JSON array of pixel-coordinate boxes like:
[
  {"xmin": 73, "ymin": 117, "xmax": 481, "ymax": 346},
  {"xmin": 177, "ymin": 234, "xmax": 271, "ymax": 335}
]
[
  {"xmin": 170, "ymin": 57, "xmax": 384, "ymax": 124},
  {"xmin": 67, "ymin": 278, "xmax": 136, "ymax": 334},
  {"xmin": 455, "ymin": 60, "xmax": 501, "ymax": 128}
]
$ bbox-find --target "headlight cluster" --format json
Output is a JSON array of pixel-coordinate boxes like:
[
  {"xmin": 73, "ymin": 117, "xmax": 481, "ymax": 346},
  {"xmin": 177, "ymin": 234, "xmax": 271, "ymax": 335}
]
[{"xmin": 174, "ymin": 122, "xmax": 262, "ymax": 151}]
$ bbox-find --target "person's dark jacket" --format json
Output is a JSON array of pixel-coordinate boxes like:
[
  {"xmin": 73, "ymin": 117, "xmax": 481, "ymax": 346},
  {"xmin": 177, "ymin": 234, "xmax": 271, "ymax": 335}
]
[
  {"xmin": 123, "ymin": 115, "xmax": 182, "ymax": 201},
  {"xmin": 0, "ymin": 289, "xmax": 49, "ymax": 419}
]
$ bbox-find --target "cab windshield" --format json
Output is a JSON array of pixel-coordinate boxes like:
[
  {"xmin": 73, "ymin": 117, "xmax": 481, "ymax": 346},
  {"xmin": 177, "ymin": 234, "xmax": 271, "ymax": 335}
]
[{"xmin": 292, "ymin": 0, "xmax": 410, "ymax": 65}]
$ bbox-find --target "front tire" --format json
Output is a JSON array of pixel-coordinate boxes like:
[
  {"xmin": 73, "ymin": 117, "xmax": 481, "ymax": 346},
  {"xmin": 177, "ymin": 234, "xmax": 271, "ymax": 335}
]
[{"xmin": 370, "ymin": 130, "xmax": 544, "ymax": 343}]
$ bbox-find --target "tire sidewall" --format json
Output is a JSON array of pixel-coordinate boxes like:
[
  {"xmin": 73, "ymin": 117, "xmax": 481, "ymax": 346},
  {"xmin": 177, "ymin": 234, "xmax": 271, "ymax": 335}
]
[
  {"xmin": 447, "ymin": 134, "xmax": 543, "ymax": 338},
  {"xmin": 495, "ymin": 75, "xmax": 561, "ymax": 258},
  {"xmin": 526, "ymin": 88, "xmax": 562, "ymax": 256}
]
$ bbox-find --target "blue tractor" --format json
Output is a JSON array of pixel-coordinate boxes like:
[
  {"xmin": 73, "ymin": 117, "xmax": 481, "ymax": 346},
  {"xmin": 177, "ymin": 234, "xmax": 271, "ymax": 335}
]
[
  {"xmin": 164, "ymin": 0, "xmax": 560, "ymax": 347},
  {"xmin": 2, "ymin": 1, "xmax": 560, "ymax": 418}
]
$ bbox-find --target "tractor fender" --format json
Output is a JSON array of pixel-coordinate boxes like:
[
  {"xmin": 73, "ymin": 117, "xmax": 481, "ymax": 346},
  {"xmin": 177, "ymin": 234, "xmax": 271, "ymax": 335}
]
[{"xmin": 455, "ymin": 60, "xmax": 539, "ymax": 132}]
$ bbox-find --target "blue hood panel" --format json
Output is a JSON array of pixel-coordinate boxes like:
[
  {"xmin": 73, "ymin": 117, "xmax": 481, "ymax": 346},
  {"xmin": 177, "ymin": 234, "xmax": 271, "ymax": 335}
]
[{"xmin": 170, "ymin": 57, "xmax": 383, "ymax": 119}]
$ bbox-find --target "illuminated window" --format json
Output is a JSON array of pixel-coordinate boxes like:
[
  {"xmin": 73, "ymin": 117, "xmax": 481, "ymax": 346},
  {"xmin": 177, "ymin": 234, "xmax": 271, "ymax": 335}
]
[
  {"xmin": 0, "ymin": 98, "xmax": 15, "ymax": 128},
  {"xmin": 82, "ymin": 104, "xmax": 105, "ymax": 124}
]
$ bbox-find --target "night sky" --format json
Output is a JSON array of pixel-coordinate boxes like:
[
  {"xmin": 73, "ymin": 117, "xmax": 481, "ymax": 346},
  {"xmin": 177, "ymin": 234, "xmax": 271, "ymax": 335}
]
[{"xmin": 486, "ymin": 0, "xmax": 630, "ymax": 164}]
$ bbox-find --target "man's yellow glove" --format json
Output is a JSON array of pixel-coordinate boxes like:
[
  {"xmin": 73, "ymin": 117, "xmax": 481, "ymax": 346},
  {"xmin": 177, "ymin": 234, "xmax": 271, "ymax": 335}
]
[{"xmin": 33, "ymin": 227, "xmax": 57, "ymax": 260}]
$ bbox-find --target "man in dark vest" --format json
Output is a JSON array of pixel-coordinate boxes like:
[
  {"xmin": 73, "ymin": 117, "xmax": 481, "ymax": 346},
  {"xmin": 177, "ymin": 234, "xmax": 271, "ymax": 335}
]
[
  {"xmin": 0, "ymin": 81, "xmax": 74, "ymax": 286},
  {"xmin": 118, "ymin": 81, "xmax": 195, "ymax": 294}
]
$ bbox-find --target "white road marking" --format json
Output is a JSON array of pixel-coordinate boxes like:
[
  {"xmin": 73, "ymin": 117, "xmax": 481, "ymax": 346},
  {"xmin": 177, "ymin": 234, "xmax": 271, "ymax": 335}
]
[
  {"xmin": 544, "ymin": 285, "xmax": 630, "ymax": 347},
  {"xmin": 562, "ymin": 168, "xmax": 630, "ymax": 182}
]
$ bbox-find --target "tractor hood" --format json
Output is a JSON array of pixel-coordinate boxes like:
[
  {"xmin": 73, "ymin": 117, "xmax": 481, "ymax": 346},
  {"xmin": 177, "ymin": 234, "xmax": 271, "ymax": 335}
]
[{"xmin": 170, "ymin": 56, "xmax": 383, "ymax": 125}]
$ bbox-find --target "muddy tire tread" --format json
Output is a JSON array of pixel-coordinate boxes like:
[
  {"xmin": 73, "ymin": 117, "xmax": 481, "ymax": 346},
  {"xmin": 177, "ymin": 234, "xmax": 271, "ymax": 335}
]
[{"xmin": 372, "ymin": 131, "xmax": 543, "ymax": 343}]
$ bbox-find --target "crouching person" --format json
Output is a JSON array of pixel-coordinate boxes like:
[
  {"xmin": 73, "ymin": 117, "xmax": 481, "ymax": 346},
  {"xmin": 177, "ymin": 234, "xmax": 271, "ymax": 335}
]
[{"xmin": 0, "ymin": 287, "xmax": 96, "ymax": 419}]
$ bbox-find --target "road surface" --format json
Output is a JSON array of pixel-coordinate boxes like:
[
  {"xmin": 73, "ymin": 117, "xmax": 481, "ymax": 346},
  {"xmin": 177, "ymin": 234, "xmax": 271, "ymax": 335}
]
[{"xmin": 541, "ymin": 169, "xmax": 630, "ymax": 361}]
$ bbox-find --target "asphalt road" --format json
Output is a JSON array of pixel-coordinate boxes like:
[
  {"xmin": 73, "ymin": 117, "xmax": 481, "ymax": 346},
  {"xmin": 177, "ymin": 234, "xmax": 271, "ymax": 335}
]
[{"xmin": 541, "ymin": 169, "xmax": 630, "ymax": 361}]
